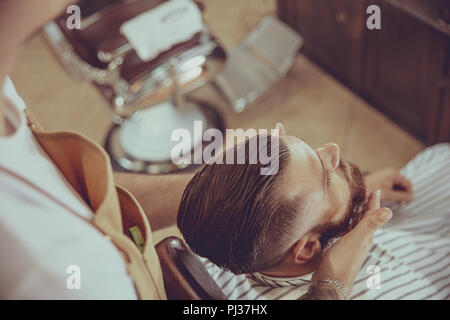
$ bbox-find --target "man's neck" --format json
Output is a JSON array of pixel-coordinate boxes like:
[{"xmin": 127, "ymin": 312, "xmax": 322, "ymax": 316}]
[{"xmin": 260, "ymin": 255, "xmax": 322, "ymax": 279}]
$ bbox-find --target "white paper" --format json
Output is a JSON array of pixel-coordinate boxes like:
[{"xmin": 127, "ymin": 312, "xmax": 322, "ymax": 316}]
[{"xmin": 120, "ymin": 0, "xmax": 203, "ymax": 62}]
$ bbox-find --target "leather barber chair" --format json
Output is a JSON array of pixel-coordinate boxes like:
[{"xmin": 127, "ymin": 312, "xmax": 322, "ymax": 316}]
[
  {"xmin": 214, "ymin": 16, "xmax": 303, "ymax": 112},
  {"xmin": 44, "ymin": 0, "xmax": 226, "ymax": 173},
  {"xmin": 155, "ymin": 236, "xmax": 227, "ymax": 300}
]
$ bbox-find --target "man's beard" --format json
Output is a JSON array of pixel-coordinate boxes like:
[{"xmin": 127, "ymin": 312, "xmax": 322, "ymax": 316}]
[{"xmin": 313, "ymin": 160, "xmax": 367, "ymax": 249}]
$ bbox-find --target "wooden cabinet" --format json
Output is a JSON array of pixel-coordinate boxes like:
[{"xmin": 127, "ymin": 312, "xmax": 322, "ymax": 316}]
[
  {"xmin": 439, "ymin": 79, "xmax": 450, "ymax": 141},
  {"xmin": 282, "ymin": 0, "xmax": 366, "ymax": 90},
  {"xmin": 278, "ymin": 0, "xmax": 450, "ymax": 143}
]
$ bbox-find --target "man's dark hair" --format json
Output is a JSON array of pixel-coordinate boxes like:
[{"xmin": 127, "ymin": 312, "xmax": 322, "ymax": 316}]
[{"xmin": 177, "ymin": 135, "xmax": 299, "ymax": 274}]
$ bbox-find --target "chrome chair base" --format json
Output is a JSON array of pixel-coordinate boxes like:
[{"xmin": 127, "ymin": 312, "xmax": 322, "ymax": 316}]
[{"xmin": 104, "ymin": 98, "xmax": 225, "ymax": 174}]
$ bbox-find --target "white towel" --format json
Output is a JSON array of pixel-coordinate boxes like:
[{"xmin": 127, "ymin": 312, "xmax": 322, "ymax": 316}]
[{"xmin": 120, "ymin": 0, "xmax": 203, "ymax": 62}]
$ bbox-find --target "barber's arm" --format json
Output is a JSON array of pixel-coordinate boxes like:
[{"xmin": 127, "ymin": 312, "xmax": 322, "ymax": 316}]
[
  {"xmin": 114, "ymin": 172, "xmax": 193, "ymax": 231},
  {"xmin": 300, "ymin": 190, "xmax": 392, "ymax": 300}
]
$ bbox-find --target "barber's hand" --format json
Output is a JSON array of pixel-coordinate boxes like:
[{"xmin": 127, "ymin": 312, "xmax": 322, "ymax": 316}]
[
  {"xmin": 311, "ymin": 190, "xmax": 392, "ymax": 294},
  {"xmin": 365, "ymin": 168, "xmax": 414, "ymax": 204}
]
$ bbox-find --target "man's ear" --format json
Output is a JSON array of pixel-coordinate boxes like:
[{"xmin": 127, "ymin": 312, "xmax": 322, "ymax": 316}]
[{"xmin": 291, "ymin": 232, "xmax": 322, "ymax": 264}]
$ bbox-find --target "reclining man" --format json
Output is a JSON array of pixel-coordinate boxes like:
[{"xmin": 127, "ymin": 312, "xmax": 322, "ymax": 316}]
[{"xmin": 178, "ymin": 125, "xmax": 450, "ymax": 300}]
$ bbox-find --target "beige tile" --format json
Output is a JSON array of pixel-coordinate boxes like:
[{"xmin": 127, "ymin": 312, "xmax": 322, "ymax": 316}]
[
  {"xmin": 199, "ymin": 0, "xmax": 276, "ymax": 49},
  {"xmin": 277, "ymin": 55, "xmax": 355, "ymax": 153},
  {"xmin": 10, "ymin": 34, "xmax": 75, "ymax": 107},
  {"xmin": 193, "ymin": 55, "xmax": 353, "ymax": 152},
  {"xmin": 32, "ymin": 83, "xmax": 113, "ymax": 144},
  {"xmin": 346, "ymin": 97, "xmax": 425, "ymax": 171},
  {"xmin": 10, "ymin": 34, "xmax": 114, "ymax": 144}
]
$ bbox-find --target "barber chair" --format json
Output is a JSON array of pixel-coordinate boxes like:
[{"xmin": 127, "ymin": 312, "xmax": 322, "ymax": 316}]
[
  {"xmin": 44, "ymin": 0, "xmax": 226, "ymax": 173},
  {"xmin": 155, "ymin": 236, "xmax": 227, "ymax": 300},
  {"xmin": 214, "ymin": 16, "xmax": 303, "ymax": 112}
]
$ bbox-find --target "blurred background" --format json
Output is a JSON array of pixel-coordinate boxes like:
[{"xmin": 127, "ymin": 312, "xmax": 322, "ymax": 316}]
[{"xmin": 9, "ymin": 0, "xmax": 449, "ymax": 241}]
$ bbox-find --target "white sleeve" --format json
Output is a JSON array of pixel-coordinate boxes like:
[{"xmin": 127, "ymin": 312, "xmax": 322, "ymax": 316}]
[
  {"xmin": 0, "ymin": 208, "xmax": 137, "ymax": 300},
  {"xmin": 0, "ymin": 179, "xmax": 137, "ymax": 300},
  {"xmin": 3, "ymin": 76, "xmax": 27, "ymax": 111},
  {"xmin": 0, "ymin": 219, "xmax": 87, "ymax": 299}
]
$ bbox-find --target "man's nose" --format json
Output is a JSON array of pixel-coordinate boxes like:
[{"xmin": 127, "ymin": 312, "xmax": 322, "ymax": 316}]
[{"xmin": 317, "ymin": 143, "xmax": 341, "ymax": 171}]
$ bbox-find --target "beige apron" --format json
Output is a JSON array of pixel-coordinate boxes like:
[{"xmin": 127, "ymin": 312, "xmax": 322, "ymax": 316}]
[{"xmin": 24, "ymin": 109, "xmax": 167, "ymax": 300}]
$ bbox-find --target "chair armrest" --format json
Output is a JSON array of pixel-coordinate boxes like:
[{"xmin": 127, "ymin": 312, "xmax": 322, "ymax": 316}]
[{"xmin": 155, "ymin": 236, "xmax": 227, "ymax": 300}]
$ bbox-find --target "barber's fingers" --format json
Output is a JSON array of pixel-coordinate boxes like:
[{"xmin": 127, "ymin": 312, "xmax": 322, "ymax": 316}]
[
  {"xmin": 340, "ymin": 205, "xmax": 392, "ymax": 250},
  {"xmin": 367, "ymin": 190, "xmax": 381, "ymax": 211},
  {"xmin": 393, "ymin": 172, "xmax": 414, "ymax": 194},
  {"xmin": 356, "ymin": 207, "xmax": 393, "ymax": 237},
  {"xmin": 383, "ymin": 189, "xmax": 414, "ymax": 203}
]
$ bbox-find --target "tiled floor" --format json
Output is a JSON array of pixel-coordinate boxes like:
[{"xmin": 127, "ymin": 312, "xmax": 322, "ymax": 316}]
[{"xmin": 9, "ymin": 0, "xmax": 424, "ymax": 243}]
